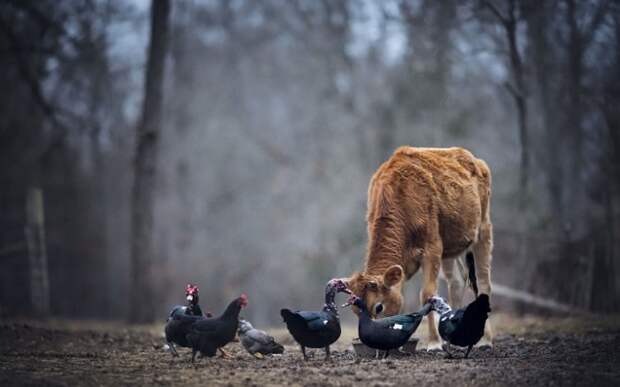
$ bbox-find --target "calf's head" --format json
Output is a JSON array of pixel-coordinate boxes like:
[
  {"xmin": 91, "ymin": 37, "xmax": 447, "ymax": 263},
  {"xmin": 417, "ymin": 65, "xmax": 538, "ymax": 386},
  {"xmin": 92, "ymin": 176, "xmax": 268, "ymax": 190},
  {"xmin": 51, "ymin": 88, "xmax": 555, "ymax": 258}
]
[{"xmin": 346, "ymin": 264, "xmax": 404, "ymax": 318}]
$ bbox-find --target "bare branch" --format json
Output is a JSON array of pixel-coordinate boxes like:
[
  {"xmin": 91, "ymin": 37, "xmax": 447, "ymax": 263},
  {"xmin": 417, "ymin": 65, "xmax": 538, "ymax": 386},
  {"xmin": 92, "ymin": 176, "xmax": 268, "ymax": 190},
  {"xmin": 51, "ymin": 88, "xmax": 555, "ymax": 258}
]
[
  {"xmin": 504, "ymin": 80, "xmax": 522, "ymax": 100},
  {"xmin": 480, "ymin": 0, "xmax": 508, "ymax": 26},
  {"xmin": 0, "ymin": 18, "xmax": 70, "ymax": 139}
]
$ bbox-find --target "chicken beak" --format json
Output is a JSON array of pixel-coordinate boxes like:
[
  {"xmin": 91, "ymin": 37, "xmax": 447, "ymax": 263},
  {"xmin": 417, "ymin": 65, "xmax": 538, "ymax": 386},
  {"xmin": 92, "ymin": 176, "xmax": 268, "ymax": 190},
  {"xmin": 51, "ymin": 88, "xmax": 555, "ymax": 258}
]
[
  {"xmin": 341, "ymin": 295, "xmax": 356, "ymax": 308},
  {"xmin": 186, "ymin": 295, "xmax": 193, "ymax": 302}
]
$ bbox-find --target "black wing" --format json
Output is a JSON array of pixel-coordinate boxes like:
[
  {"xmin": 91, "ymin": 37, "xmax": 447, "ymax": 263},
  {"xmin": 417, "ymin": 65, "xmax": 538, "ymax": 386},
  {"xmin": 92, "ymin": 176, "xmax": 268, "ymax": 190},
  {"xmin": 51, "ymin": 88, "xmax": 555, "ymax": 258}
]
[
  {"xmin": 438, "ymin": 309, "xmax": 464, "ymax": 340},
  {"xmin": 190, "ymin": 318, "xmax": 220, "ymax": 333},
  {"xmin": 297, "ymin": 311, "xmax": 332, "ymax": 331}
]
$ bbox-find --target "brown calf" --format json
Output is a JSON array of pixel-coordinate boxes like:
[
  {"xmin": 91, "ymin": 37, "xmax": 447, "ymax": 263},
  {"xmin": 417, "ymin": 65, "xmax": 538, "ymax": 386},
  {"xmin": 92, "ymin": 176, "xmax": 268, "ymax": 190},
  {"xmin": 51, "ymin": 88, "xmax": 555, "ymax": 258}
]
[{"xmin": 346, "ymin": 146, "xmax": 493, "ymax": 350}]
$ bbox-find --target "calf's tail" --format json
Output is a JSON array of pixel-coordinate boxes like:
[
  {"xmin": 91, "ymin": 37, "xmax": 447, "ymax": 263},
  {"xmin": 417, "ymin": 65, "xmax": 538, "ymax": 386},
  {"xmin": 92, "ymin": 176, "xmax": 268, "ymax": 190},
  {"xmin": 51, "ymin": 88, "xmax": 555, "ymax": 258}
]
[{"xmin": 465, "ymin": 251, "xmax": 479, "ymax": 296}]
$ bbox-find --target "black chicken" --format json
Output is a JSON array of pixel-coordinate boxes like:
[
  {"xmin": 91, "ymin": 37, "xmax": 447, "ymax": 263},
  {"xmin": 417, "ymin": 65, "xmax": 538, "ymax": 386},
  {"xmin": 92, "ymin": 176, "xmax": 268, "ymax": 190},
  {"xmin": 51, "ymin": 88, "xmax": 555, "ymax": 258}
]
[
  {"xmin": 187, "ymin": 294, "xmax": 248, "ymax": 361},
  {"xmin": 428, "ymin": 294, "xmax": 491, "ymax": 358},
  {"xmin": 344, "ymin": 295, "xmax": 431, "ymax": 358},
  {"xmin": 164, "ymin": 283, "xmax": 213, "ymax": 357},
  {"xmin": 184, "ymin": 283, "xmax": 212, "ymax": 318},
  {"xmin": 165, "ymin": 306, "xmax": 204, "ymax": 356},
  {"xmin": 281, "ymin": 278, "xmax": 351, "ymax": 360},
  {"xmin": 171, "ymin": 294, "xmax": 248, "ymax": 362}
]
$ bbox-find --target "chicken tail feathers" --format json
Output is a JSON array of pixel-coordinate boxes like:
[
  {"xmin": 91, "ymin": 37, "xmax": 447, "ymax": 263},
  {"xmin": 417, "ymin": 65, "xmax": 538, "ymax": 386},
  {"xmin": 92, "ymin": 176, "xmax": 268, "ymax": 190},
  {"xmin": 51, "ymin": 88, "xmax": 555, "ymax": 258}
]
[
  {"xmin": 469, "ymin": 294, "xmax": 491, "ymax": 314},
  {"xmin": 281, "ymin": 308, "xmax": 313, "ymax": 334},
  {"xmin": 280, "ymin": 309, "xmax": 295, "ymax": 323},
  {"xmin": 462, "ymin": 294, "xmax": 491, "ymax": 334}
]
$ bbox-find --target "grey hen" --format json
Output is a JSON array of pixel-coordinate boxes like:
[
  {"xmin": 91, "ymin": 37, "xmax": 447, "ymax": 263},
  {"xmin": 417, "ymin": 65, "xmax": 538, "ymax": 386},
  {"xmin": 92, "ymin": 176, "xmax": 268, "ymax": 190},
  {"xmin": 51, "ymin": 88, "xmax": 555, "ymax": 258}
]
[{"xmin": 238, "ymin": 319, "xmax": 284, "ymax": 358}]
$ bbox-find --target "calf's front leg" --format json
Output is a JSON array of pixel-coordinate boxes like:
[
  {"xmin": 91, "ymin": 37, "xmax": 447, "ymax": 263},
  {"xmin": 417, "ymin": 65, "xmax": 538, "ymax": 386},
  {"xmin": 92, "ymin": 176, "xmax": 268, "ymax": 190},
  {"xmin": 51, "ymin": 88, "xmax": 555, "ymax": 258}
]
[
  {"xmin": 442, "ymin": 257, "xmax": 465, "ymax": 309},
  {"xmin": 421, "ymin": 251, "xmax": 442, "ymax": 351}
]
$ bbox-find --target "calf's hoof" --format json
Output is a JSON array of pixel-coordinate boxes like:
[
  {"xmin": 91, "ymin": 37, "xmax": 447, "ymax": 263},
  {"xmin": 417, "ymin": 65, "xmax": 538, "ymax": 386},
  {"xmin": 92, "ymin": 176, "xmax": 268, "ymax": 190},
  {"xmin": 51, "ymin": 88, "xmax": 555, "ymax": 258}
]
[
  {"xmin": 426, "ymin": 340, "xmax": 443, "ymax": 352},
  {"xmin": 475, "ymin": 338, "xmax": 493, "ymax": 349}
]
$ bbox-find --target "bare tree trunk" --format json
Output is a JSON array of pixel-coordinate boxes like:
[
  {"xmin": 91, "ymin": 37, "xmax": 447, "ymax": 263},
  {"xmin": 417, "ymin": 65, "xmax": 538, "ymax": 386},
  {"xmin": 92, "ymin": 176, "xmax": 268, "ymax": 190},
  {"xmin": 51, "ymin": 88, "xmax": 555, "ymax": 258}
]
[
  {"xmin": 506, "ymin": 2, "xmax": 529, "ymax": 199},
  {"xmin": 482, "ymin": 0, "xmax": 529, "ymax": 202},
  {"xmin": 566, "ymin": 0, "xmax": 584, "ymax": 181},
  {"xmin": 130, "ymin": 0, "xmax": 170, "ymax": 323},
  {"xmin": 25, "ymin": 188, "xmax": 50, "ymax": 317},
  {"xmin": 524, "ymin": 0, "xmax": 563, "ymax": 229},
  {"xmin": 595, "ymin": 8, "xmax": 620, "ymax": 312}
]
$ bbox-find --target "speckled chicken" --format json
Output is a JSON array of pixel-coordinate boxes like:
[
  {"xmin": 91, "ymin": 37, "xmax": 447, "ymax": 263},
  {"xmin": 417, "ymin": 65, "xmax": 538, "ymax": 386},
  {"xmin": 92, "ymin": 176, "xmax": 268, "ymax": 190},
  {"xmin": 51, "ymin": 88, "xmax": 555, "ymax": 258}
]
[{"xmin": 238, "ymin": 319, "xmax": 284, "ymax": 358}]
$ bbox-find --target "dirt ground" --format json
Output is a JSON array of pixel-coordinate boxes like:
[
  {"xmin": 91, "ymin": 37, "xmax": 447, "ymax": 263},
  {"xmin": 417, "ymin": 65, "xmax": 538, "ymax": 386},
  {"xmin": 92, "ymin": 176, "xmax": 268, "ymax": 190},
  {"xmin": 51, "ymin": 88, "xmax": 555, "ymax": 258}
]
[{"xmin": 1, "ymin": 313, "xmax": 619, "ymax": 387}]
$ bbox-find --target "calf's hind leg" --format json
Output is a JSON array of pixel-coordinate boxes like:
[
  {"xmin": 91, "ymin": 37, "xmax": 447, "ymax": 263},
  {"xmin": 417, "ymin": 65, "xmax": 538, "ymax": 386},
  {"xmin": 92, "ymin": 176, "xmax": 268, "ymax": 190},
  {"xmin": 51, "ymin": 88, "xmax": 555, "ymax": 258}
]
[{"xmin": 472, "ymin": 221, "xmax": 494, "ymax": 347}]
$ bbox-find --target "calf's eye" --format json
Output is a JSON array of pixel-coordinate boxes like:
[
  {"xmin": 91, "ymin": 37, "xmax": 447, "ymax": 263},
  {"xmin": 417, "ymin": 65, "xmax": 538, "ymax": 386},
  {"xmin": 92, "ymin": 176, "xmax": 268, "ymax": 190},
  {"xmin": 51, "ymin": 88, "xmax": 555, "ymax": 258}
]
[{"xmin": 366, "ymin": 282, "xmax": 378, "ymax": 290}]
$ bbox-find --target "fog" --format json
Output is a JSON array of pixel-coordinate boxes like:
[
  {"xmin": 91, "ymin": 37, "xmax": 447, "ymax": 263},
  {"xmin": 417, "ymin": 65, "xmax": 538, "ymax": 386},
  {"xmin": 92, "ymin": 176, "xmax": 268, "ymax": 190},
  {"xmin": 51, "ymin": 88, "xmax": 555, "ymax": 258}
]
[{"xmin": 1, "ymin": 0, "xmax": 618, "ymax": 325}]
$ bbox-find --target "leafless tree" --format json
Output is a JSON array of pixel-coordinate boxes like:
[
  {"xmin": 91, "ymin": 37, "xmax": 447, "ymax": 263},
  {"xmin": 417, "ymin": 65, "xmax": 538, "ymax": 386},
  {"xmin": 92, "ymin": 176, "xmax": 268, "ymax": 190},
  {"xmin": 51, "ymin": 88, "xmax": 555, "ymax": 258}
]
[
  {"xmin": 480, "ymin": 0, "xmax": 529, "ymax": 201},
  {"xmin": 130, "ymin": 0, "xmax": 171, "ymax": 323}
]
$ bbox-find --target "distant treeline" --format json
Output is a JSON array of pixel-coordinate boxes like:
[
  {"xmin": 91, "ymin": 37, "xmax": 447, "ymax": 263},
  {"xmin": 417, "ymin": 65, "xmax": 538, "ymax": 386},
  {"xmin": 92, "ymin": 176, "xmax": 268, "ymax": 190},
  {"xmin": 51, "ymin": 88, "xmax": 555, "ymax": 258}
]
[{"xmin": 0, "ymin": 0, "xmax": 618, "ymax": 323}]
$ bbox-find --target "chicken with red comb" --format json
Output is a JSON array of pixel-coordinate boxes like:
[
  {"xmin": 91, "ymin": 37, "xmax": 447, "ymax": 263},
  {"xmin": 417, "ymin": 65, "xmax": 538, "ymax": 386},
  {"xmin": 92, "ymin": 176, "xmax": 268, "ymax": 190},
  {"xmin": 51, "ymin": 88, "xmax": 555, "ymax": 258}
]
[
  {"xmin": 173, "ymin": 294, "xmax": 248, "ymax": 362},
  {"xmin": 184, "ymin": 283, "xmax": 211, "ymax": 317}
]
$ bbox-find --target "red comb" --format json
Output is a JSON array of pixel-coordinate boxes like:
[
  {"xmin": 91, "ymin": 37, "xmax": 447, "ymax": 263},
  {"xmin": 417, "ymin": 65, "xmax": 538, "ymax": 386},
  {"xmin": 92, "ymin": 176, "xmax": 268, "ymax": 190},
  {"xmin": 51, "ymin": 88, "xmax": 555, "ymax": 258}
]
[{"xmin": 185, "ymin": 284, "xmax": 199, "ymax": 295}]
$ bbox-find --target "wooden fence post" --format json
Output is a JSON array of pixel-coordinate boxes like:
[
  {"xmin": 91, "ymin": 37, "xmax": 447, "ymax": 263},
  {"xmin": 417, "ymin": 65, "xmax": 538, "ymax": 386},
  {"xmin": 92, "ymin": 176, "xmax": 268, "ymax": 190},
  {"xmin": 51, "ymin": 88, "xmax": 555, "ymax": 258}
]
[{"xmin": 25, "ymin": 188, "xmax": 50, "ymax": 317}]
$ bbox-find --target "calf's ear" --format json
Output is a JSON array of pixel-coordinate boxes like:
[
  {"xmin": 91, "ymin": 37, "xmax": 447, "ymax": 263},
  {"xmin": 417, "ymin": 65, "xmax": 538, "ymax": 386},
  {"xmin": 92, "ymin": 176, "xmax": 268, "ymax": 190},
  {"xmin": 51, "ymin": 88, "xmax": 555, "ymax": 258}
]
[{"xmin": 383, "ymin": 265, "xmax": 404, "ymax": 287}]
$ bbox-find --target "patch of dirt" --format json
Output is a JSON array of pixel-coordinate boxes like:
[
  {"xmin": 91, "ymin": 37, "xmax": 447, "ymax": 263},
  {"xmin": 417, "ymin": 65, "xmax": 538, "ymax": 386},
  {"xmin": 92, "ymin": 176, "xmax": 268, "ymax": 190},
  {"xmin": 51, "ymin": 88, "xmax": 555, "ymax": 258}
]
[{"xmin": 1, "ymin": 314, "xmax": 619, "ymax": 386}]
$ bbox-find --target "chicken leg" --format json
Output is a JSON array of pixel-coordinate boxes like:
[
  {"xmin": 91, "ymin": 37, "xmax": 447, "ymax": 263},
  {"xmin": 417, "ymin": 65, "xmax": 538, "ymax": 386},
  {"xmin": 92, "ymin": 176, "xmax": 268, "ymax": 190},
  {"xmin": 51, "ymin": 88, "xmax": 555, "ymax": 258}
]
[
  {"xmin": 218, "ymin": 348, "xmax": 232, "ymax": 359},
  {"xmin": 167, "ymin": 342, "xmax": 179, "ymax": 357},
  {"xmin": 442, "ymin": 343, "xmax": 454, "ymax": 359},
  {"xmin": 464, "ymin": 345, "xmax": 473, "ymax": 359}
]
